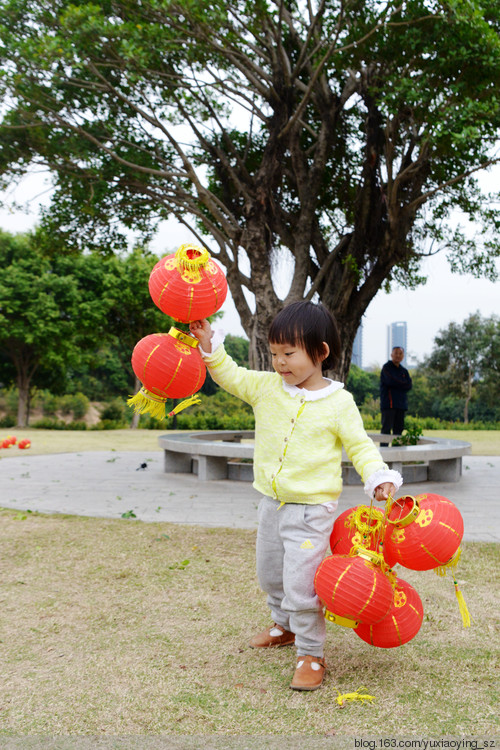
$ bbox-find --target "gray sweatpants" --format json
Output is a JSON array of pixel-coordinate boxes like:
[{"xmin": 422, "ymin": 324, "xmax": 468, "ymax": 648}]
[{"xmin": 256, "ymin": 496, "xmax": 336, "ymax": 657}]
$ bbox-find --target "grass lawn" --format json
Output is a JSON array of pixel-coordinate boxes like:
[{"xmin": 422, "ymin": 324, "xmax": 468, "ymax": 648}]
[
  {"xmin": 2, "ymin": 427, "xmax": 500, "ymax": 456},
  {"xmin": 422, "ymin": 429, "xmax": 500, "ymax": 456},
  {"xmin": 0, "ymin": 427, "xmax": 498, "ymax": 741},
  {"xmin": 0, "ymin": 428, "xmax": 165, "ymax": 456},
  {"xmin": 0, "ymin": 509, "xmax": 498, "ymax": 739}
]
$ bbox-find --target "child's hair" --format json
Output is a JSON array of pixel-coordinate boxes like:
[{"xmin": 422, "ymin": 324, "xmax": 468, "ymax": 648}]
[{"xmin": 268, "ymin": 301, "xmax": 341, "ymax": 371}]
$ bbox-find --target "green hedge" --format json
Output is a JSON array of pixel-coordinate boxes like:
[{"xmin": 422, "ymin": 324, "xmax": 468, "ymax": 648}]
[
  {"xmin": 139, "ymin": 389, "xmax": 255, "ymax": 431},
  {"xmin": 31, "ymin": 418, "xmax": 88, "ymax": 430},
  {"xmin": 362, "ymin": 413, "xmax": 500, "ymax": 432},
  {"xmin": 4, "ymin": 385, "xmax": 500, "ymax": 432},
  {"xmin": 140, "ymin": 393, "xmax": 500, "ymax": 432}
]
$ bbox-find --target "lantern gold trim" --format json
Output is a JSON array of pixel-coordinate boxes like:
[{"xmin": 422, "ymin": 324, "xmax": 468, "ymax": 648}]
[
  {"xmin": 324, "ymin": 610, "xmax": 359, "ymax": 628},
  {"xmin": 385, "ymin": 495, "xmax": 420, "ymax": 528},
  {"xmin": 167, "ymin": 327, "xmax": 200, "ymax": 348}
]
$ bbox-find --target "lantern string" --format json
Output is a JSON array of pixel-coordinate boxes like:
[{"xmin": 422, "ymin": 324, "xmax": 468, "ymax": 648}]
[
  {"xmin": 431, "ymin": 546, "xmax": 470, "ymax": 627},
  {"xmin": 437, "ymin": 563, "xmax": 471, "ymax": 628},
  {"xmin": 370, "ymin": 493, "xmax": 393, "ymax": 556},
  {"xmin": 335, "ymin": 687, "xmax": 376, "ymax": 707}
]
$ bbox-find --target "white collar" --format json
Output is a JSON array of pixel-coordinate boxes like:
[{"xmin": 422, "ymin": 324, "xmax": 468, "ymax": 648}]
[{"xmin": 281, "ymin": 377, "xmax": 344, "ymax": 401}]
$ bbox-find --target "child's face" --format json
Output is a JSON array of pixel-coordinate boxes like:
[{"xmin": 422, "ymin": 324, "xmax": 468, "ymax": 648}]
[{"xmin": 269, "ymin": 341, "xmax": 327, "ymax": 390}]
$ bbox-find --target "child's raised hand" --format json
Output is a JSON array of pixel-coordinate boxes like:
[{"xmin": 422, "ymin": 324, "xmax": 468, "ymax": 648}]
[
  {"xmin": 373, "ymin": 482, "xmax": 396, "ymax": 503},
  {"xmin": 189, "ymin": 319, "xmax": 213, "ymax": 353}
]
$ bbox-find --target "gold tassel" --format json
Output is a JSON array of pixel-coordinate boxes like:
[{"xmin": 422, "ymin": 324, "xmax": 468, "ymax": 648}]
[
  {"xmin": 127, "ymin": 388, "xmax": 168, "ymax": 420},
  {"xmin": 168, "ymin": 394, "xmax": 202, "ymax": 416},
  {"xmin": 454, "ymin": 580, "xmax": 471, "ymax": 627},
  {"xmin": 175, "ymin": 243, "xmax": 210, "ymax": 272},
  {"xmin": 349, "ymin": 506, "xmax": 385, "ymax": 537},
  {"xmin": 336, "ymin": 687, "xmax": 375, "ymax": 707},
  {"xmin": 434, "ymin": 547, "xmax": 462, "ymax": 577}
]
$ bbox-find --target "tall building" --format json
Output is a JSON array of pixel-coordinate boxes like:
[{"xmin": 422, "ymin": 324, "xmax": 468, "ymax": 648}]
[
  {"xmin": 387, "ymin": 321, "xmax": 408, "ymax": 364},
  {"xmin": 351, "ymin": 324, "xmax": 363, "ymax": 368}
]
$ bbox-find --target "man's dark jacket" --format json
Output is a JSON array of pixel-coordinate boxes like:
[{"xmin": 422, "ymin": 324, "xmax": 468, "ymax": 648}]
[{"xmin": 380, "ymin": 360, "xmax": 412, "ymax": 411}]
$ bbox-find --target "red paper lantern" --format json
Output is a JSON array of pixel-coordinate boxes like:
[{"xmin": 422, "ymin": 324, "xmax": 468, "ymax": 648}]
[
  {"xmin": 354, "ymin": 577, "xmax": 423, "ymax": 648},
  {"xmin": 314, "ymin": 549, "xmax": 395, "ymax": 628},
  {"xmin": 330, "ymin": 505, "xmax": 385, "ymax": 556},
  {"xmin": 383, "ymin": 494, "xmax": 464, "ymax": 571},
  {"xmin": 149, "ymin": 244, "xmax": 228, "ymax": 323},
  {"xmin": 128, "ymin": 328, "xmax": 206, "ymax": 419},
  {"xmin": 2, "ymin": 435, "xmax": 16, "ymax": 448},
  {"xmin": 18, "ymin": 439, "xmax": 31, "ymax": 450}
]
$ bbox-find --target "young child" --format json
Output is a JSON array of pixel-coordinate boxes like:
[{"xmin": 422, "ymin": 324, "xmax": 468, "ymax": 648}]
[{"xmin": 189, "ymin": 301, "xmax": 402, "ymax": 691}]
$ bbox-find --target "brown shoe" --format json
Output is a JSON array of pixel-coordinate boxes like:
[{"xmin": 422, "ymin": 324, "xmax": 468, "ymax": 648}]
[
  {"xmin": 249, "ymin": 623, "xmax": 295, "ymax": 649},
  {"xmin": 290, "ymin": 655, "xmax": 326, "ymax": 691}
]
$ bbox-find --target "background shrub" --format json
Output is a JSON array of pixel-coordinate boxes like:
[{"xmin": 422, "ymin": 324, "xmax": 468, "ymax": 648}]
[
  {"xmin": 58, "ymin": 392, "xmax": 90, "ymax": 419},
  {"xmin": 31, "ymin": 417, "xmax": 68, "ymax": 430},
  {"xmin": 42, "ymin": 392, "xmax": 60, "ymax": 417},
  {"xmin": 99, "ymin": 399, "xmax": 127, "ymax": 423}
]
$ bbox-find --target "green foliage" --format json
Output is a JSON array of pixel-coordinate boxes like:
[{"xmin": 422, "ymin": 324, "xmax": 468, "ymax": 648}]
[
  {"xmin": 41, "ymin": 392, "xmax": 60, "ymax": 417},
  {"xmin": 140, "ymin": 389, "xmax": 255, "ymax": 431},
  {"xmin": 0, "ymin": 0, "xmax": 498, "ymax": 379},
  {"xmin": 361, "ymin": 413, "xmax": 382, "ymax": 431},
  {"xmin": 0, "ymin": 232, "xmax": 178, "ymax": 423},
  {"xmin": 67, "ymin": 348, "xmax": 132, "ymax": 401},
  {"xmin": 30, "ymin": 417, "xmax": 87, "ymax": 430},
  {"xmin": 59, "ymin": 393, "xmax": 90, "ymax": 420},
  {"xmin": 0, "ymin": 229, "xmax": 115, "ymax": 424},
  {"xmin": 224, "ymin": 335, "xmax": 249, "ymax": 367},
  {"xmin": 423, "ymin": 312, "xmax": 500, "ymax": 422},
  {"xmin": 91, "ymin": 419, "xmax": 128, "ymax": 430},
  {"xmin": 121, "ymin": 510, "xmax": 137, "ymax": 519},
  {"xmin": 407, "ymin": 370, "xmax": 436, "ymax": 418},
  {"xmin": 391, "ymin": 424, "xmax": 424, "ymax": 446},
  {"xmin": 0, "ymin": 386, "xmax": 19, "ymax": 416},
  {"xmin": 346, "ymin": 365, "xmax": 379, "ymax": 407},
  {"xmin": 99, "ymin": 399, "xmax": 127, "ymax": 423}
]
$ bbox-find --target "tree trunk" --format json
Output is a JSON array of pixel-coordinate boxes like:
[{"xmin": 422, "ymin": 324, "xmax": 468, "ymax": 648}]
[
  {"xmin": 129, "ymin": 375, "xmax": 142, "ymax": 429},
  {"xmin": 248, "ymin": 310, "xmax": 274, "ymax": 372},
  {"xmin": 16, "ymin": 379, "xmax": 30, "ymax": 427},
  {"xmin": 463, "ymin": 365, "xmax": 473, "ymax": 423}
]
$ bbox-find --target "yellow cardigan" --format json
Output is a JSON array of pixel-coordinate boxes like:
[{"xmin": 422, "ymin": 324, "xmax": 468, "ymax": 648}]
[{"xmin": 204, "ymin": 344, "xmax": 391, "ymax": 506}]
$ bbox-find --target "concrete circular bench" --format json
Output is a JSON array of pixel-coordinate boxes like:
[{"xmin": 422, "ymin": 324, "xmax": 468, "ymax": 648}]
[{"xmin": 158, "ymin": 430, "xmax": 472, "ymax": 484}]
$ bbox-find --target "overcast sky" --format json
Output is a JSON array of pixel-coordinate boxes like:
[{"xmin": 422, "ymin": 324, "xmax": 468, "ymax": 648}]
[{"xmin": 1, "ymin": 173, "xmax": 498, "ymax": 370}]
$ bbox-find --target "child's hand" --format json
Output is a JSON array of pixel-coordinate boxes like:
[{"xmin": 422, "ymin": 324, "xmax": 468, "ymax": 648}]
[
  {"xmin": 189, "ymin": 319, "xmax": 213, "ymax": 353},
  {"xmin": 373, "ymin": 482, "xmax": 396, "ymax": 503}
]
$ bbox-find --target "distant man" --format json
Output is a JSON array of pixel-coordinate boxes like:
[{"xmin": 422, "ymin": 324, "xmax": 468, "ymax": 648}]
[{"xmin": 380, "ymin": 347, "xmax": 413, "ymax": 446}]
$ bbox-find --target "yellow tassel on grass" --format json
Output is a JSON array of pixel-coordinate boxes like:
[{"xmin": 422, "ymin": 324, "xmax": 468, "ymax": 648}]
[
  {"xmin": 168, "ymin": 394, "xmax": 202, "ymax": 416},
  {"xmin": 127, "ymin": 388, "xmax": 167, "ymax": 420},
  {"xmin": 336, "ymin": 687, "xmax": 375, "ymax": 707},
  {"xmin": 454, "ymin": 580, "xmax": 471, "ymax": 627}
]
